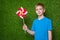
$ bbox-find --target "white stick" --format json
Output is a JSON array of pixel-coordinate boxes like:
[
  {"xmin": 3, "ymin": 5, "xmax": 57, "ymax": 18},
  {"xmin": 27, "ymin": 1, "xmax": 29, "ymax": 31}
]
[{"xmin": 23, "ymin": 18, "xmax": 26, "ymax": 33}]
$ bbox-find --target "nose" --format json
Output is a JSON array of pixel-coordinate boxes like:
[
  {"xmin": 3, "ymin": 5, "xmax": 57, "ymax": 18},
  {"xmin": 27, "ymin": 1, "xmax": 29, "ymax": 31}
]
[{"xmin": 38, "ymin": 10, "xmax": 40, "ymax": 11}]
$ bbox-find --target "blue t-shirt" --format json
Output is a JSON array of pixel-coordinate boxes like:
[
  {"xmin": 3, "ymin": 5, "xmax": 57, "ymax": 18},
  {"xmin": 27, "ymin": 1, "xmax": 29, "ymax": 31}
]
[{"xmin": 31, "ymin": 17, "xmax": 52, "ymax": 40}]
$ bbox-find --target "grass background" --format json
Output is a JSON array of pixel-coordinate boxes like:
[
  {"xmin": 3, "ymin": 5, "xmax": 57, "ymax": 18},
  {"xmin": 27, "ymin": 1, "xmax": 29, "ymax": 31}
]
[{"xmin": 0, "ymin": 0, "xmax": 60, "ymax": 40}]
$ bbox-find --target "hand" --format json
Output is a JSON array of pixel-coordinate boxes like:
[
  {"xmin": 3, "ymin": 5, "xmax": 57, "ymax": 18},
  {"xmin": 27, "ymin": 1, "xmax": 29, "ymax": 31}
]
[
  {"xmin": 23, "ymin": 24, "xmax": 28, "ymax": 31},
  {"xmin": 23, "ymin": 24, "xmax": 34, "ymax": 35}
]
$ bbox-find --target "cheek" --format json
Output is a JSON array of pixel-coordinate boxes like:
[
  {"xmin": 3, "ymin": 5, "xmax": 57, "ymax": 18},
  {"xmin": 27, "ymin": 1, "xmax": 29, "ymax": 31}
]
[
  {"xmin": 40, "ymin": 10, "xmax": 44, "ymax": 13},
  {"xmin": 36, "ymin": 10, "xmax": 38, "ymax": 13}
]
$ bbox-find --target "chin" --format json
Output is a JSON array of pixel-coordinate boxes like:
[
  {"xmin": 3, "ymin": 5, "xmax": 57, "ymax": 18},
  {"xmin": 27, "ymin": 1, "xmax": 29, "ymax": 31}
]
[
  {"xmin": 37, "ymin": 14, "xmax": 41, "ymax": 16},
  {"xmin": 36, "ymin": 13, "xmax": 43, "ymax": 16},
  {"xmin": 38, "ymin": 15, "xmax": 41, "ymax": 16},
  {"xmin": 38, "ymin": 13, "xmax": 44, "ymax": 15}
]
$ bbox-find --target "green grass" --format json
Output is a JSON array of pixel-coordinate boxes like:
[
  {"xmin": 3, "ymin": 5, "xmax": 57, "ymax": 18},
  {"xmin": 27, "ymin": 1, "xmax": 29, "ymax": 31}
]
[{"xmin": 0, "ymin": 0, "xmax": 60, "ymax": 40}]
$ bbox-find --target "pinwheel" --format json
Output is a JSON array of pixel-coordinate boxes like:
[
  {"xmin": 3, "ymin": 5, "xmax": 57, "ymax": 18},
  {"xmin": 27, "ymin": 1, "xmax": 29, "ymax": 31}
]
[{"xmin": 16, "ymin": 7, "xmax": 28, "ymax": 24}]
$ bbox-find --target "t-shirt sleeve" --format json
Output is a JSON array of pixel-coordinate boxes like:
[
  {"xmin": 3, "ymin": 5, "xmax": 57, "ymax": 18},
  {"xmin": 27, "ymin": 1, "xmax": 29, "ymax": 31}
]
[
  {"xmin": 31, "ymin": 21, "xmax": 35, "ymax": 31},
  {"xmin": 48, "ymin": 20, "xmax": 52, "ymax": 31}
]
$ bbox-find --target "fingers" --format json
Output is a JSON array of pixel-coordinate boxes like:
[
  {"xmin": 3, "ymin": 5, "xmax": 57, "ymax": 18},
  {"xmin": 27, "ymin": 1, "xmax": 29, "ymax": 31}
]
[{"xmin": 23, "ymin": 24, "xmax": 27, "ymax": 31}]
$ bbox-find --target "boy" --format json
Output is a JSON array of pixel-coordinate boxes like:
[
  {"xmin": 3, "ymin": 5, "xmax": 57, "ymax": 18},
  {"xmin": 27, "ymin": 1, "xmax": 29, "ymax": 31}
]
[{"xmin": 23, "ymin": 3, "xmax": 52, "ymax": 40}]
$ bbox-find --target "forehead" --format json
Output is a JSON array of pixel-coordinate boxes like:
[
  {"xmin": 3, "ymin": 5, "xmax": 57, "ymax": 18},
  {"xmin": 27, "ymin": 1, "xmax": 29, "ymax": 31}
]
[{"xmin": 35, "ymin": 6, "xmax": 43, "ymax": 9}]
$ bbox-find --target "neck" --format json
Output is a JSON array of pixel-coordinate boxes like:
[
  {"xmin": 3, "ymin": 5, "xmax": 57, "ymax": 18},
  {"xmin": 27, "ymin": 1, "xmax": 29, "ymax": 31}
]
[{"xmin": 38, "ymin": 15, "xmax": 44, "ymax": 20}]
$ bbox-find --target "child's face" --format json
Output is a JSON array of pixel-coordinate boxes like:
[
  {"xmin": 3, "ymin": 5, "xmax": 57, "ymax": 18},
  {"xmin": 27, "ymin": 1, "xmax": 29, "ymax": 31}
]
[{"xmin": 35, "ymin": 6, "xmax": 45, "ymax": 16}]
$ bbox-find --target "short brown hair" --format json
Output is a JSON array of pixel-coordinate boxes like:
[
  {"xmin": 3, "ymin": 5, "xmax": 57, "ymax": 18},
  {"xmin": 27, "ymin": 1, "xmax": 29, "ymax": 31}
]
[{"xmin": 35, "ymin": 3, "xmax": 45, "ymax": 9}]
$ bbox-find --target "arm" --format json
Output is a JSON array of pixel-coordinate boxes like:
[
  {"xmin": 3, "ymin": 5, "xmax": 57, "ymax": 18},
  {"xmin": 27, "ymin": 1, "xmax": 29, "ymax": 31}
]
[
  {"xmin": 26, "ymin": 29, "xmax": 34, "ymax": 35},
  {"xmin": 23, "ymin": 24, "xmax": 35, "ymax": 35},
  {"xmin": 48, "ymin": 31, "xmax": 52, "ymax": 40}
]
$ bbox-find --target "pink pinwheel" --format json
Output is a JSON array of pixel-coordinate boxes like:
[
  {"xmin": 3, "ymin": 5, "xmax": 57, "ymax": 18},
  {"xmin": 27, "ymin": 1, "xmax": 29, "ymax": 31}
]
[
  {"xmin": 16, "ymin": 7, "xmax": 27, "ymax": 19},
  {"xmin": 16, "ymin": 7, "xmax": 28, "ymax": 24}
]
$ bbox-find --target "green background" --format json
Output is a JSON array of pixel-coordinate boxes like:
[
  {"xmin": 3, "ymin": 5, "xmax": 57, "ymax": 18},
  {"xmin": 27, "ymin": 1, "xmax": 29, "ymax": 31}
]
[{"xmin": 0, "ymin": 0, "xmax": 60, "ymax": 40}]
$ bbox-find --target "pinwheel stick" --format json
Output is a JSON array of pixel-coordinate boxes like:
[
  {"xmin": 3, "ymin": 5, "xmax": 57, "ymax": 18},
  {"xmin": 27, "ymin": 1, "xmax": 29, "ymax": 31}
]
[
  {"xmin": 23, "ymin": 18, "xmax": 25, "ymax": 24},
  {"xmin": 23, "ymin": 18, "xmax": 26, "ymax": 33}
]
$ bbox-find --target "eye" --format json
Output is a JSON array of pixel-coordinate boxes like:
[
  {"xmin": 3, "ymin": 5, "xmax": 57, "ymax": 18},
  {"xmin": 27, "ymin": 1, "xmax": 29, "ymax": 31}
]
[{"xmin": 39, "ymin": 8, "xmax": 43, "ymax": 10}]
